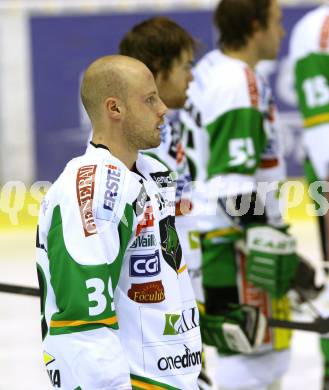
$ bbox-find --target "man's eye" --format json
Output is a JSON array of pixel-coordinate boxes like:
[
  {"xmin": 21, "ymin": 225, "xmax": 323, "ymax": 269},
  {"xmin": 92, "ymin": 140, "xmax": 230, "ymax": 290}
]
[{"xmin": 146, "ymin": 96, "xmax": 155, "ymax": 104}]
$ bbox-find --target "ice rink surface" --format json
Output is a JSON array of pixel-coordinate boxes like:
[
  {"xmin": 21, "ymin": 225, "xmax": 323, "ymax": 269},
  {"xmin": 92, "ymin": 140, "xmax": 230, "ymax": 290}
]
[{"xmin": 0, "ymin": 219, "xmax": 325, "ymax": 389}]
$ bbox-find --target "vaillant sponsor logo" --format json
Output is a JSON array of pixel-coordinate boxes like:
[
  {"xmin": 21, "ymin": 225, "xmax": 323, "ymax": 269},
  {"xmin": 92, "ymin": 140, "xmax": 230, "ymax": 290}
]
[{"xmin": 130, "ymin": 233, "xmax": 157, "ymax": 249}]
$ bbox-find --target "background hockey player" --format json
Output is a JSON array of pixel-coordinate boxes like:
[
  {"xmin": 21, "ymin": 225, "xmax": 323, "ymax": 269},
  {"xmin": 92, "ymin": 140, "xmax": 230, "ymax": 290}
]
[
  {"xmin": 289, "ymin": 5, "xmax": 329, "ymax": 389},
  {"xmin": 119, "ymin": 17, "xmax": 212, "ymax": 389},
  {"xmin": 36, "ymin": 55, "xmax": 202, "ymax": 389},
  {"xmin": 180, "ymin": 0, "xmax": 299, "ymax": 389}
]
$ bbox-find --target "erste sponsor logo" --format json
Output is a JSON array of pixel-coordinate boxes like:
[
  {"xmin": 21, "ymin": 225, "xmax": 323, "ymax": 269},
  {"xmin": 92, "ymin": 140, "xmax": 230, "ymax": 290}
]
[
  {"xmin": 128, "ymin": 280, "xmax": 165, "ymax": 303},
  {"xmin": 76, "ymin": 164, "xmax": 97, "ymax": 237},
  {"xmin": 130, "ymin": 250, "xmax": 161, "ymax": 277},
  {"xmin": 157, "ymin": 344, "xmax": 202, "ymax": 371},
  {"xmin": 103, "ymin": 164, "xmax": 121, "ymax": 212}
]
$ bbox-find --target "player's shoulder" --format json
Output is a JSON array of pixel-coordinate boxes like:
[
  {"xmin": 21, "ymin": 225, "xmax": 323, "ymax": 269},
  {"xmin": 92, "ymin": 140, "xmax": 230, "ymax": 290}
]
[
  {"xmin": 195, "ymin": 50, "xmax": 247, "ymax": 93},
  {"xmin": 290, "ymin": 5, "xmax": 329, "ymax": 60},
  {"xmin": 193, "ymin": 51, "xmax": 256, "ymax": 125},
  {"xmin": 59, "ymin": 144, "xmax": 140, "ymax": 221},
  {"xmin": 138, "ymin": 152, "xmax": 171, "ymax": 173}
]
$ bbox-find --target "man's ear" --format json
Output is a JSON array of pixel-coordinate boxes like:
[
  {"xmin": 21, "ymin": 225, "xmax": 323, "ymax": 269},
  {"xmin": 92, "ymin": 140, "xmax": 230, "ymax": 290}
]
[{"xmin": 105, "ymin": 97, "xmax": 122, "ymax": 119}]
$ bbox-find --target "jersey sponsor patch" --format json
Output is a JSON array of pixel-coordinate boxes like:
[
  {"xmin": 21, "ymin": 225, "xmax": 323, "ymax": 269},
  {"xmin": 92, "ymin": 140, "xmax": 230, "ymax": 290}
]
[
  {"xmin": 133, "ymin": 181, "xmax": 150, "ymax": 217},
  {"xmin": 47, "ymin": 369, "xmax": 61, "ymax": 388},
  {"xmin": 142, "ymin": 340, "xmax": 202, "ymax": 377},
  {"xmin": 150, "ymin": 171, "xmax": 177, "ymax": 188},
  {"xmin": 43, "ymin": 351, "xmax": 55, "ymax": 366},
  {"xmin": 159, "ymin": 216, "xmax": 182, "ymax": 272},
  {"xmin": 129, "ymin": 250, "xmax": 161, "ymax": 277},
  {"xmin": 76, "ymin": 164, "xmax": 97, "ymax": 237},
  {"xmin": 130, "ymin": 233, "xmax": 157, "ymax": 250},
  {"xmin": 163, "ymin": 306, "xmax": 199, "ymax": 336},
  {"xmin": 136, "ymin": 205, "xmax": 155, "ymax": 236},
  {"xmin": 245, "ymin": 67, "xmax": 259, "ymax": 108},
  {"xmin": 97, "ymin": 163, "xmax": 123, "ymax": 221},
  {"xmin": 128, "ymin": 280, "xmax": 165, "ymax": 303}
]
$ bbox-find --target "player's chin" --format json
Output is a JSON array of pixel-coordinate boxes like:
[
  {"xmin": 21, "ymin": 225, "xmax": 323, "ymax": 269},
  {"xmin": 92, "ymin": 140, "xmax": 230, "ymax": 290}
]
[
  {"xmin": 153, "ymin": 137, "xmax": 161, "ymax": 148},
  {"xmin": 171, "ymin": 96, "xmax": 187, "ymax": 110}
]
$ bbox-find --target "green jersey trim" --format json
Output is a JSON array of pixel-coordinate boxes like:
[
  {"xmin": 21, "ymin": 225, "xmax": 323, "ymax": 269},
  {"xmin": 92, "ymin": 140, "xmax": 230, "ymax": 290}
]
[
  {"xmin": 37, "ymin": 263, "xmax": 48, "ymax": 340},
  {"xmin": 131, "ymin": 374, "xmax": 180, "ymax": 390},
  {"xmin": 143, "ymin": 152, "xmax": 171, "ymax": 170},
  {"xmin": 295, "ymin": 52, "xmax": 329, "ymax": 127},
  {"xmin": 206, "ymin": 107, "xmax": 265, "ymax": 178},
  {"xmin": 48, "ymin": 204, "xmax": 134, "ymax": 335}
]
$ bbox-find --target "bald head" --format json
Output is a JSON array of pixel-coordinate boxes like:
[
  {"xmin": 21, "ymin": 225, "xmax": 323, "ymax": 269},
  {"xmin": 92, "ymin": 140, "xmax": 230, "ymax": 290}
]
[{"xmin": 80, "ymin": 55, "xmax": 151, "ymax": 124}]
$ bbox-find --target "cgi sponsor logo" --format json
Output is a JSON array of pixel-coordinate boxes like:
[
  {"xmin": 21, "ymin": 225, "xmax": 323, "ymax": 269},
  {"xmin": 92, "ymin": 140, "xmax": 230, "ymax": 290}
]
[
  {"xmin": 130, "ymin": 233, "xmax": 157, "ymax": 249},
  {"xmin": 130, "ymin": 250, "xmax": 160, "ymax": 277},
  {"xmin": 163, "ymin": 306, "xmax": 199, "ymax": 335},
  {"xmin": 103, "ymin": 164, "xmax": 121, "ymax": 212},
  {"xmin": 76, "ymin": 164, "xmax": 97, "ymax": 237},
  {"xmin": 136, "ymin": 205, "xmax": 155, "ymax": 236},
  {"xmin": 150, "ymin": 171, "xmax": 176, "ymax": 188},
  {"xmin": 128, "ymin": 280, "xmax": 165, "ymax": 303},
  {"xmin": 157, "ymin": 345, "xmax": 202, "ymax": 371}
]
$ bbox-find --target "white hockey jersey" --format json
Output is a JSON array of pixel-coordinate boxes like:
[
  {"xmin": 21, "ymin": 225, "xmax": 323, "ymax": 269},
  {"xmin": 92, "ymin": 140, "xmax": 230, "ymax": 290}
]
[
  {"xmin": 180, "ymin": 50, "xmax": 291, "ymax": 388},
  {"xmin": 290, "ymin": 4, "xmax": 329, "ymax": 180},
  {"xmin": 36, "ymin": 143, "xmax": 201, "ymax": 390}
]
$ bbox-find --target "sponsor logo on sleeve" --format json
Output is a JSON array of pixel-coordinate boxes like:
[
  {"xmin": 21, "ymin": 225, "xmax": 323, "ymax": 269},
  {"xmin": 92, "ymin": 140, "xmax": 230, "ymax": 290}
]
[
  {"xmin": 43, "ymin": 351, "xmax": 61, "ymax": 387},
  {"xmin": 133, "ymin": 182, "xmax": 150, "ymax": 217},
  {"xmin": 128, "ymin": 280, "xmax": 165, "ymax": 303},
  {"xmin": 130, "ymin": 233, "xmax": 157, "ymax": 250},
  {"xmin": 136, "ymin": 205, "xmax": 155, "ymax": 236},
  {"xmin": 160, "ymin": 216, "xmax": 182, "ymax": 272},
  {"xmin": 150, "ymin": 171, "xmax": 177, "ymax": 188},
  {"xmin": 163, "ymin": 307, "xmax": 199, "ymax": 335},
  {"xmin": 157, "ymin": 345, "xmax": 202, "ymax": 372},
  {"xmin": 130, "ymin": 250, "xmax": 161, "ymax": 277},
  {"xmin": 103, "ymin": 164, "xmax": 121, "ymax": 212},
  {"xmin": 48, "ymin": 369, "xmax": 61, "ymax": 388},
  {"xmin": 76, "ymin": 164, "xmax": 97, "ymax": 237}
]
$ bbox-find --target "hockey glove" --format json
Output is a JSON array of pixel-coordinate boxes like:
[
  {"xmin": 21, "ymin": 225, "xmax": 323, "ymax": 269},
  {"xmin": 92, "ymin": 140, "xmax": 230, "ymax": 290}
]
[
  {"xmin": 246, "ymin": 225, "xmax": 299, "ymax": 298},
  {"xmin": 293, "ymin": 255, "xmax": 324, "ymax": 301},
  {"xmin": 200, "ymin": 304, "xmax": 266, "ymax": 355}
]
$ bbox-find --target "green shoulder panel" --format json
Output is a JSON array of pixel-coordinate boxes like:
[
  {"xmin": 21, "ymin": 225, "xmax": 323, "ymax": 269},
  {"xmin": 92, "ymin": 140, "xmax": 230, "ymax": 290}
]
[
  {"xmin": 295, "ymin": 53, "xmax": 329, "ymax": 128},
  {"xmin": 206, "ymin": 107, "xmax": 265, "ymax": 178},
  {"xmin": 47, "ymin": 204, "xmax": 133, "ymax": 335}
]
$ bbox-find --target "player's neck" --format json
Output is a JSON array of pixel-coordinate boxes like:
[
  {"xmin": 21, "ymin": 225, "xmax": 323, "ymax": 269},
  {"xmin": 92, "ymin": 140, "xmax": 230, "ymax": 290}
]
[
  {"xmin": 223, "ymin": 44, "xmax": 259, "ymax": 69},
  {"xmin": 92, "ymin": 133, "xmax": 137, "ymax": 170}
]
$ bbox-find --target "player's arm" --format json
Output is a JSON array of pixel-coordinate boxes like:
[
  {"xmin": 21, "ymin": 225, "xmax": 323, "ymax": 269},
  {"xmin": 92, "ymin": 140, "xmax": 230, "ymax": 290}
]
[
  {"xmin": 294, "ymin": 52, "xmax": 329, "ymax": 258},
  {"xmin": 37, "ymin": 163, "xmax": 137, "ymax": 389}
]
